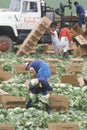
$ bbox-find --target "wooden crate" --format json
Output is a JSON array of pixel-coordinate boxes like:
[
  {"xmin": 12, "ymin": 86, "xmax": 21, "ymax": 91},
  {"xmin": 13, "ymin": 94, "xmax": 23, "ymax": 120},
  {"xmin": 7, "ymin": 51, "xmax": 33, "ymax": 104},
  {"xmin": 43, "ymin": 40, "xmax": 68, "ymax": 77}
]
[
  {"xmin": 0, "ymin": 95, "xmax": 26, "ymax": 109},
  {"xmin": 0, "ymin": 124, "xmax": 15, "ymax": 130},
  {"xmin": 49, "ymin": 95, "xmax": 69, "ymax": 111},
  {"xmin": 0, "ymin": 71, "xmax": 11, "ymax": 83},
  {"xmin": 61, "ymin": 74, "xmax": 84, "ymax": 86},
  {"xmin": 14, "ymin": 64, "xmax": 29, "ymax": 74},
  {"xmin": 48, "ymin": 123, "xmax": 79, "ymax": 130},
  {"xmin": 66, "ymin": 63, "xmax": 83, "ymax": 74}
]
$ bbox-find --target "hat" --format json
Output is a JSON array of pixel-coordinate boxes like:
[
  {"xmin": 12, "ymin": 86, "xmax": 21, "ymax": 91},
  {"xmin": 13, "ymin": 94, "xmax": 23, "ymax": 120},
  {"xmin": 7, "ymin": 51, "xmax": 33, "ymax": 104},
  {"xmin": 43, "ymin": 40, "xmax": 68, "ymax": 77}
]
[
  {"xmin": 24, "ymin": 62, "xmax": 29, "ymax": 67},
  {"xmin": 29, "ymin": 78, "xmax": 39, "ymax": 89},
  {"xmin": 24, "ymin": 62, "xmax": 30, "ymax": 70}
]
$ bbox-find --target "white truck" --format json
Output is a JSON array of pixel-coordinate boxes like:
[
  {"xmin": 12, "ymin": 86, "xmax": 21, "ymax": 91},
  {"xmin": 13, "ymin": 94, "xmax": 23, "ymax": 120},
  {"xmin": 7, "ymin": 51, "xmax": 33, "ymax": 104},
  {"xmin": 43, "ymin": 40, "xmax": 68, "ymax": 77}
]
[{"xmin": 0, "ymin": 0, "xmax": 54, "ymax": 52}]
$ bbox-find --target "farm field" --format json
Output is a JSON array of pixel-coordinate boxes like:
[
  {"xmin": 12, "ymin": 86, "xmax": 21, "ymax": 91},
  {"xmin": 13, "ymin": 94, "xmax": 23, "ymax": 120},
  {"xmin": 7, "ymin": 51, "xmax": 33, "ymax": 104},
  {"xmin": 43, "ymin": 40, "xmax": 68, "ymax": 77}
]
[
  {"xmin": 0, "ymin": 48, "xmax": 87, "ymax": 130},
  {"xmin": 0, "ymin": 0, "xmax": 87, "ymax": 130}
]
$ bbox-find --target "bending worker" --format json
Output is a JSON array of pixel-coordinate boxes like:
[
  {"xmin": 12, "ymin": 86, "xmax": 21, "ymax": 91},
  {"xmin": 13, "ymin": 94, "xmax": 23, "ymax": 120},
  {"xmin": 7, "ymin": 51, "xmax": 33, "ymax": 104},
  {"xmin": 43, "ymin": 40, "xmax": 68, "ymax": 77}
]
[
  {"xmin": 25, "ymin": 60, "xmax": 51, "ymax": 79},
  {"xmin": 25, "ymin": 78, "xmax": 53, "ymax": 109}
]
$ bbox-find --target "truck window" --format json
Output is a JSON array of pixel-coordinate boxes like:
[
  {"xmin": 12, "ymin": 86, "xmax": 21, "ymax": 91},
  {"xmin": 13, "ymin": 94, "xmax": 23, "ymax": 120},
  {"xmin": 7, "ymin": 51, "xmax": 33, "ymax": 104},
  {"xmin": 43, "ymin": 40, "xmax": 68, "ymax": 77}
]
[
  {"xmin": 9, "ymin": 0, "xmax": 21, "ymax": 12},
  {"xmin": 22, "ymin": 1, "xmax": 38, "ymax": 12}
]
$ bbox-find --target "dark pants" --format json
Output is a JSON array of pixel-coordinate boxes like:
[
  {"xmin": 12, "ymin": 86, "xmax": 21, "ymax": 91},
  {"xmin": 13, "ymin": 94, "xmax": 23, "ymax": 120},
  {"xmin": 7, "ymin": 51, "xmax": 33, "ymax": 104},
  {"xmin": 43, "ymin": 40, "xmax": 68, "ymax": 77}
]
[
  {"xmin": 25, "ymin": 98, "xmax": 32, "ymax": 109},
  {"xmin": 78, "ymin": 15, "xmax": 85, "ymax": 28}
]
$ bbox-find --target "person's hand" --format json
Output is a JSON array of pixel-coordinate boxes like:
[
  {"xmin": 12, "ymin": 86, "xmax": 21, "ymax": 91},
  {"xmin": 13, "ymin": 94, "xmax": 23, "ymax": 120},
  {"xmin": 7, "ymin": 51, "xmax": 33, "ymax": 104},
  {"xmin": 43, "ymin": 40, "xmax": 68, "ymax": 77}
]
[
  {"xmin": 30, "ymin": 93, "xmax": 34, "ymax": 99},
  {"xmin": 44, "ymin": 93, "xmax": 50, "ymax": 99}
]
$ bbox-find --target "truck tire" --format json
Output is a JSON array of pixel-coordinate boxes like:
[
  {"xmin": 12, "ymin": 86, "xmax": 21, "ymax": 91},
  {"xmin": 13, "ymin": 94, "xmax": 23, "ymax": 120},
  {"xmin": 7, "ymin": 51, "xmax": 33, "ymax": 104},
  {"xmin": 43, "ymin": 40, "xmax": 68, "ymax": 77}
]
[{"xmin": 0, "ymin": 36, "xmax": 13, "ymax": 53}]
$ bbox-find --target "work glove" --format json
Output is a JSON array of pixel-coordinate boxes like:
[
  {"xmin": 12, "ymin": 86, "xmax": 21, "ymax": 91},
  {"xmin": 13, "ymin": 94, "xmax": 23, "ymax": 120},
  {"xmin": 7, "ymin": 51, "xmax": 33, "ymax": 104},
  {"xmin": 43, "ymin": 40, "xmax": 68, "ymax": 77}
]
[
  {"xmin": 30, "ymin": 93, "xmax": 34, "ymax": 99},
  {"xmin": 44, "ymin": 93, "xmax": 50, "ymax": 99}
]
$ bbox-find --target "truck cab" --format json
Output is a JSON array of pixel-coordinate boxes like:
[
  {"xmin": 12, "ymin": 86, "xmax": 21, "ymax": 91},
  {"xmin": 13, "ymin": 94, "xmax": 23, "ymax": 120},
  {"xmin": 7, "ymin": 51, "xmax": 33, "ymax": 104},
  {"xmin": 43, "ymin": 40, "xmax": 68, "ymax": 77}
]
[{"xmin": 0, "ymin": 0, "xmax": 53, "ymax": 52}]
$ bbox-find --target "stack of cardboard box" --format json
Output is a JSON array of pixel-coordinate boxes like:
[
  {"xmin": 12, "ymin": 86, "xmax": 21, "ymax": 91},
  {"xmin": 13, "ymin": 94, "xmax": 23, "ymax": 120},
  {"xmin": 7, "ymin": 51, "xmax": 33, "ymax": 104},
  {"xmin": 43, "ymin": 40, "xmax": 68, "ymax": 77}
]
[
  {"xmin": 70, "ymin": 23, "xmax": 87, "ymax": 56},
  {"xmin": 17, "ymin": 17, "xmax": 52, "ymax": 56}
]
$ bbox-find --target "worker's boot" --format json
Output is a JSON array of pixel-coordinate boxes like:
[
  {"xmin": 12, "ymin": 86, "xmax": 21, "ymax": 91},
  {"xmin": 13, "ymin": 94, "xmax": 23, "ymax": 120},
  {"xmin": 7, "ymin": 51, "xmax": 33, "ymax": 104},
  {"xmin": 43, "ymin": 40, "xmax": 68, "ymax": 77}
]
[
  {"xmin": 62, "ymin": 52, "xmax": 68, "ymax": 59},
  {"xmin": 45, "ymin": 104, "xmax": 51, "ymax": 114},
  {"xmin": 25, "ymin": 99, "xmax": 32, "ymax": 109}
]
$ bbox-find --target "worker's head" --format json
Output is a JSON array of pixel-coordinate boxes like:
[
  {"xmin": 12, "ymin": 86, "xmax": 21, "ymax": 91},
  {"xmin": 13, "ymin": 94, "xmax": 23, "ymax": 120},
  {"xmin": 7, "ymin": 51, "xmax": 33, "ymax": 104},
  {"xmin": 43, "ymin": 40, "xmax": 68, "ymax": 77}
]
[
  {"xmin": 49, "ymin": 22, "xmax": 57, "ymax": 31},
  {"xmin": 74, "ymin": 1, "xmax": 79, "ymax": 6},
  {"xmin": 24, "ymin": 62, "xmax": 31, "ymax": 70},
  {"xmin": 29, "ymin": 78, "xmax": 39, "ymax": 89}
]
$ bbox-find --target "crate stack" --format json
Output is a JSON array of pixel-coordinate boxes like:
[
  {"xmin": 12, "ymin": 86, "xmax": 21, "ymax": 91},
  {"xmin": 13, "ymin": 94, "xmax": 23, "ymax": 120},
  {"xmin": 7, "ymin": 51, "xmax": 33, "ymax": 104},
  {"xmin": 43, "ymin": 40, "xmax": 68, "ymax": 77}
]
[
  {"xmin": 60, "ymin": 58, "xmax": 84, "ymax": 86},
  {"xmin": 17, "ymin": 17, "xmax": 52, "ymax": 56},
  {"xmin": 70, "ymin": 23, "xmax": 87, "ymax": 56}
]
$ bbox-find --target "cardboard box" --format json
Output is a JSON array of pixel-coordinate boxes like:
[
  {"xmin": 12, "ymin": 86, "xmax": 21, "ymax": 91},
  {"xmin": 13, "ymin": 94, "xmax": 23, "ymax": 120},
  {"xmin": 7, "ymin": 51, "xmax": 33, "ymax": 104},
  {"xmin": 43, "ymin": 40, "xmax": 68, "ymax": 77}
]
[
  {"xmin": 49, "ymin": 63, "xmax": 57, "ymax": 74},
  {"xmin": 0, "ymin": 95, "xmax": 26, "ymax": 109},
  {"xmin": 0, "ymin": 124, "xmax": 15, "ymax": 130},
  {"xmin": 14, "ymin": 64, "xmax": 29, "ymax": 74},
  {"xmin": 17, "ymin": 16, "xmax": 52, "ymax": 56},
  {"xmin": 71, "ymin": 23, "xmax": 84, "ymax": 37},
  {"xmin": 66, "ymin": 64, "xmax": 83, "ymax": 74},
  {"xmin": 0, "ymin": 89, "xmax": 9, "ymax": 96},
  {"xmin": 45, "ymin": 58, "xmax": 60, "ymax": 64},
  {"xmin": 70, "ymin": 58, "xmax": 84, "ymax": 63},
  {"xmin": 48, "ymin": 123, "xmax": 79, "ymax": 130},
  {"xmin": 37, "ymin": 16, "xmax": 52, "ymax": 29},
  {"xmin": 75, "ymin": 35, "xmax": 87, "ymax": 45},
  {"xmin": 48, "ymin": 45, "xmax": 54, "ymax": 51},
  {"xmin": 60, "ymin": 74, "xmax": 84, "ymax": 86},
  {"xmin": 21, "ymin": 58, "xmax": 34, "ymax": 63},
  {"xmin": 49, "ymin": 95, "xmax": 69, "ymax": 111},
  {"xmin": 40, "ymin": 44, "xmax": 48, "ymax": 51},
  {"xmin": 22, "ymin": 44, "xmax": 35, "ymax": 51},
  {"xmin": 0, "ymin": 71, "xmax": 11, "ymax": 83}
]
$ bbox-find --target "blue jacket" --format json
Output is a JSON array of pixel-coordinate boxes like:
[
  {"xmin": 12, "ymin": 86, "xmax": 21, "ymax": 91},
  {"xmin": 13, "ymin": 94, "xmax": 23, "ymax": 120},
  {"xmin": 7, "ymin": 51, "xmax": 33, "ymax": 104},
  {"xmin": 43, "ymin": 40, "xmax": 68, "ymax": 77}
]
[
  {"xmin": 76, "ymin": 4, "xmax": 85, "ymax": 16},
  {"xmin": 29, "ymin": 78, "xmax": 53, "ymax": 94}
]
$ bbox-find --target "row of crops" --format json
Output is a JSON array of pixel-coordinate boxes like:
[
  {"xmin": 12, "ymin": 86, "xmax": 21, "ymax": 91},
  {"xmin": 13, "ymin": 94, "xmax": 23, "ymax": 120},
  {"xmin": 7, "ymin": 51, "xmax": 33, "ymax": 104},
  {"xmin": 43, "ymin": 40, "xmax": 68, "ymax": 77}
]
[{"xmin": 0, "ymin": 50, "xmax": 87, "ymax": 130}]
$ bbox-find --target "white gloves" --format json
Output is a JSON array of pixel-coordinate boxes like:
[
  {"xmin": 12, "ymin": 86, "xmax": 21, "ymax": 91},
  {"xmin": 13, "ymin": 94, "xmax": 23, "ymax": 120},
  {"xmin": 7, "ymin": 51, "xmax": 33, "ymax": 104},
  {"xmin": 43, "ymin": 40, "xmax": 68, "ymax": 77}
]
[
  {"xmin": 30, "ymin": 93, "xmax": 34, "ymax": 99},
  {"xmin": 44, "ymin": 93, "xmax": 50, "ymax": 99}
]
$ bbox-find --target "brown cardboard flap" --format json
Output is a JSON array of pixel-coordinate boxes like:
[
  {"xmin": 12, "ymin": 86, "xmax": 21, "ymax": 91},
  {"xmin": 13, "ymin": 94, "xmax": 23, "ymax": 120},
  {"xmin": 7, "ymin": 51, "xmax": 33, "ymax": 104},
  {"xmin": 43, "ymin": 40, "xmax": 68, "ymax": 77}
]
[
  {"xmin": 0, "ymin": 89, "xmax": 9, "ymax": 96},
  {"xmin": 0, "ymin": 124, "xmax": 15, "ymax": 130},
  {"xmin": 14, "ymin": 64, "xmax": 29, "ymax": 74},
  {"xmin": 0, "ymin": 71, "xmax": 11, "ymax": 83},
  {"xmin": 0, "ymin": 95, "xmax": 26, "ymax": 109},
  {"xmin": 75, "ymin": 35, "xmax": 87, "ymax": 45},
  {"xmin": 70, "ymin": 58, "xmax": 84, "ymax": 63},
  {"xmin": 0, "ymin": 95, "xmax": 26, "ymax": 104},
  {"xmin": 60, "ymin": 74, "xmax": 84, "ymax": 86},
  {"xmin": 45, "ymin": 58, "xmax": 61, "ymax": 63},
  {"xmin": 71, "ymin": 23, "xmax": 84, "ymax": 35},
  {"xmin": 49, "ymin": 64, "xmax": 57, "ymax": 74},
  {"xmin": 21, "ymin": 58, "xmax": 34, "ymax": 63},
  {"xmin": 66, "ymin": 64, "xmax": 82, "ymax": 74},
  {"xmin": 48, "ymin": 123, "xmax": 79, "ymax": 130},
  {"xmin": 49, "ymin": 95, "xmax": 69, "ymax": 111}
]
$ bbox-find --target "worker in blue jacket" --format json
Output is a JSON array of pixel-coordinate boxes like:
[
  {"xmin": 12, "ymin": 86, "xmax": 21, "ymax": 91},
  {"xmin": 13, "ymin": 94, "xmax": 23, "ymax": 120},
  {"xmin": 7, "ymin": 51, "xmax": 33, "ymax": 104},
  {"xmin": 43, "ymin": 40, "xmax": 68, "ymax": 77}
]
[
  {"xmin": 25, "ymin": 60, "xmax": 51, "ymax": 79},
  {"xmin": 25, "ymin": 78, "xmax": 53, "ymax": 110},
  {"xmin": 74, "ymin": 1, "xmax": 85, "ymax": 28}
]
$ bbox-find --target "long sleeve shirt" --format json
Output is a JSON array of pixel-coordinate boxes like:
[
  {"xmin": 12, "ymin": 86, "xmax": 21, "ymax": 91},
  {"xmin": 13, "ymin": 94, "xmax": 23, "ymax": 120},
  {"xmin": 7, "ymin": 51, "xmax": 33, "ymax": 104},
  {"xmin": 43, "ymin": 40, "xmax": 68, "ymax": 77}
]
[
  {"xmin": 29, "ymin": 78, "xmax": 53, "ymax": 94},
  {"xmin": 59, "ymin": 27, "xmax": 72, "ymax": 42},
  {"xmin": 76, "ymin": 4, "xmax": 85, "ymax": 16}
]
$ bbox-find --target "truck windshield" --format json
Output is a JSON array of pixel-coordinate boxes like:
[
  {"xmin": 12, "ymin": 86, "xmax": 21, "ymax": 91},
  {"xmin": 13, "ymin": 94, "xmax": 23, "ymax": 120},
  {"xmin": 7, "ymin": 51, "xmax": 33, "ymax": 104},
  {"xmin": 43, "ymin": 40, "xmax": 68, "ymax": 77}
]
[{"xmin": 9, "ymin": 0, "xmax": 21, "ymax": 12}]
